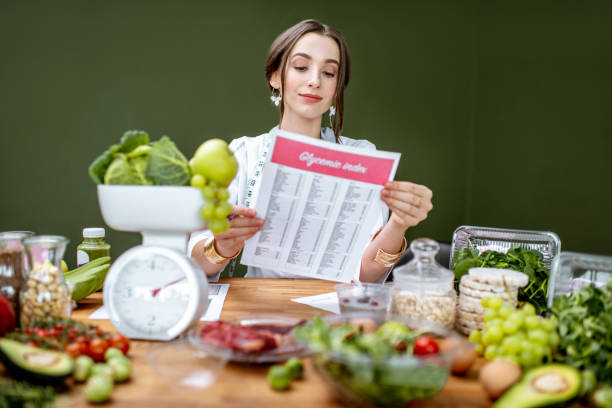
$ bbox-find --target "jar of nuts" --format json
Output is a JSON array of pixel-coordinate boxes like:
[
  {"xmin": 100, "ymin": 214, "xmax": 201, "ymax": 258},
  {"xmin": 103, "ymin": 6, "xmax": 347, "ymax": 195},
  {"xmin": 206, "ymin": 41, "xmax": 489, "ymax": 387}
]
[
  {"xmin": 20, "ymin": 235, "xmax": 71, "ymax": 328},
  {"xmin": 391, "ymin": 238, "xmax": 457, "ymax": 328}
]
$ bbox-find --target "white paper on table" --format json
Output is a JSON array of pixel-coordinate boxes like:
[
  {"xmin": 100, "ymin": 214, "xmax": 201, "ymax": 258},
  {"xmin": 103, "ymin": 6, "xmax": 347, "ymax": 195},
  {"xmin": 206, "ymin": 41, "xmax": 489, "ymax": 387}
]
[
  {"xmin": 291, "ymin": 292, "xmax": 340, "ymax": 314},
  {"xmin": 241, "ymin": 129, "xmax": 401, "ymax": 282},
  {"xmin": 88, "ymin": 283, "xmax": 230, "ymax": 322}
]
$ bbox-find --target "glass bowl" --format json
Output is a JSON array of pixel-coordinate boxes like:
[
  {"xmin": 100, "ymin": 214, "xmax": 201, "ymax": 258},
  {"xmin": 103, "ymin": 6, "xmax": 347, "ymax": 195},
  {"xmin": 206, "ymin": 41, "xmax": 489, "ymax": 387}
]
[
  {"xmin": 298, "ymin": 312, "xmax": 462, "ymax": 407},
  {"xmin": 146, "ymin": 337, "xmax": 229, "ymax": 392},
  {"xmin": 335, "ymin": 283, "xmax": 391, "ymax": 317},
  {"xmin": 188, "ymin": 315, "xmax": 310, "ymax": 364}
]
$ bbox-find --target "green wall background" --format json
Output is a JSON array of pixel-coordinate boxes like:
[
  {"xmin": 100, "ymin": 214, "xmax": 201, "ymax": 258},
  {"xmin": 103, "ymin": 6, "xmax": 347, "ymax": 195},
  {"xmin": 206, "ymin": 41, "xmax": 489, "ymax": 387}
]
[{"xmin": 1, "ymin": 1, "xmax": 611, "ymax": 272}]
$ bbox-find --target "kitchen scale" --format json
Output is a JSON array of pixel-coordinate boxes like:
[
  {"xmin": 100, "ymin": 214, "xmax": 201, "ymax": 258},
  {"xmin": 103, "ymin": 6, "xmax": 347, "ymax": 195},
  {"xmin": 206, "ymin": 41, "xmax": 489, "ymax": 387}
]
[{"xmin": 98, "ymin": 185, "xmax": 209, "ymax": 341}]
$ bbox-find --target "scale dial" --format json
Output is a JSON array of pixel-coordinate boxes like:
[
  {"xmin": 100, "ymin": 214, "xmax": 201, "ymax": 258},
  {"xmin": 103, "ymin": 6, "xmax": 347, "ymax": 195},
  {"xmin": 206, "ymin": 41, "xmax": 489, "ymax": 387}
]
[{"xmin": 103, "ymin": 246, "xmax": 208, "ymax": 341}]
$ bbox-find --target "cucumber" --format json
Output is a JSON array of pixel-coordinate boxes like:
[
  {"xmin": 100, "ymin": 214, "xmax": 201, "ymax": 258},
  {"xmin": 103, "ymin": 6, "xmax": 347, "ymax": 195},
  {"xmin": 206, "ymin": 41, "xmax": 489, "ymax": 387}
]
[
  {"xmin": 64, "ymin": 257, "xmax": 111, "ymax": 278},
  {"xmin": 65, "ymin": 264, "xmax": 111, "ymax": 301}
]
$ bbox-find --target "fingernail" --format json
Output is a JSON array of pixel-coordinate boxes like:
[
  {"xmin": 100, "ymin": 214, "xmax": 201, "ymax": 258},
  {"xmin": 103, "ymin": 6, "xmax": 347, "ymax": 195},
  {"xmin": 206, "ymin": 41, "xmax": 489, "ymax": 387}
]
[{"xmin": 227, "ymin": 214, "xmax": 236, "ymax": 221}]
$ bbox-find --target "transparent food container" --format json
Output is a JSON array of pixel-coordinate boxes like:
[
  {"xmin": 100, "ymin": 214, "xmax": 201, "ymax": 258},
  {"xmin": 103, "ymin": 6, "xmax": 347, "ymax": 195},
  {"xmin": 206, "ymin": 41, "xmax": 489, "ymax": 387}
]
[
  {"xmin": 20, "ymin": 235, "xmax": 71, "ymax": 328},
  {"xmin": 450, "ymin": 225, "xmax": 561, "ymax": 270},
  {"xmin": 547, "ymin": 251, "xmax": 612, "ymax": 308},
  {"xmin": 306, "ymin": 312, "xmax": 463, "ymax": 408},
  {"xmin": 392, "ymin": 239, "xmax": 456, "ymax": 328},
  {"xmin": 146, "ymin": 337, "xmax": 229, "ymax": 392}
]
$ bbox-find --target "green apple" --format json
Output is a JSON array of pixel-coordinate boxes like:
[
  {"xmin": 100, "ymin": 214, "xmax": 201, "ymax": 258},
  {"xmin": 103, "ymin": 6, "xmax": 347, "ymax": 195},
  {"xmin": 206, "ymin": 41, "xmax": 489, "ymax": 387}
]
[
  {"xmin": 190, "ymin": 139, "xmax": 238, "ymax": 187},
  {"xmin": 61, "ymin": 260, "xmax": 68, "ymax": 273}
]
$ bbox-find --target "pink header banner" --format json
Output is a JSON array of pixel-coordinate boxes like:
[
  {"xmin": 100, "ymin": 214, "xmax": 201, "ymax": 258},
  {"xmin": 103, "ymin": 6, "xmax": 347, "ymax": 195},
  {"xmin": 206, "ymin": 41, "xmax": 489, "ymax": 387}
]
[{"xmin": 270, "ymin": 136, "xmax": 395, "ymax": 185}]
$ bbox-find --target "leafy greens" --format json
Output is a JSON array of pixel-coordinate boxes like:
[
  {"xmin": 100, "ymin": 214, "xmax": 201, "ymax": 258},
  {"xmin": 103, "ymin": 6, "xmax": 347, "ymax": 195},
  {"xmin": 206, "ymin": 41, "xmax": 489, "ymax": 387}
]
[
  {"xmin": 88, "ymin": 130, "xmax": 190, "ymax": 186},
  {"xmin": 551, "ymin": 279, "xmax": 612, "ymax": 382}
]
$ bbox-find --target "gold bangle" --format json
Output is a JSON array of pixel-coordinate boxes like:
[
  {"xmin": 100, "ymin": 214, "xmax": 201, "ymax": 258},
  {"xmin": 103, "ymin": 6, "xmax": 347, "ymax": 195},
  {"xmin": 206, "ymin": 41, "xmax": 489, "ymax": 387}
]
[
  {"xmin": 203, "ymin": 236, "xmax": 240, "ymax": 265},
  {"xmin": 371, "ymin": 227, "xmax": 408, "ymax": 268}
]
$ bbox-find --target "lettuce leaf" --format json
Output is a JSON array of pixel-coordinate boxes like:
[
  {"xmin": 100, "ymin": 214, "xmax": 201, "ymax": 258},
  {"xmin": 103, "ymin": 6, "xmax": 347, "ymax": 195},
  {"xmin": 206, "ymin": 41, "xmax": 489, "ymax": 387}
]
[
  {"xmin": 88, "ymin": 130, "xmax": 150, "ymax": 184},
  {"xmin": 145, "ymin": 136, "xmax": 190, "ymax": 186}
]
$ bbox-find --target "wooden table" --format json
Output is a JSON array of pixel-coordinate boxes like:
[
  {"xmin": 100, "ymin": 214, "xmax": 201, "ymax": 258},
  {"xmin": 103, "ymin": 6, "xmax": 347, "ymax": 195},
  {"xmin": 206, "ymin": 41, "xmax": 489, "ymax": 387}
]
[{"xmin": 62, "ymin": 278, "xmax": 492, "ymax": 408}]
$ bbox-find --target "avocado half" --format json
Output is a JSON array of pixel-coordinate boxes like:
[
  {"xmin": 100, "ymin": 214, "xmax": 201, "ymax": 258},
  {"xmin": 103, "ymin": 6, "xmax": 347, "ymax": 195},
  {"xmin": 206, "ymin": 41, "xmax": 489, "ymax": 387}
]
[
  {"xmin": 493, "ymin": 364, "xmax": 581, "ymax": 408},
  {"xmin": 0, "ymin": 338, "xmax": 74, "ymax": 384}
]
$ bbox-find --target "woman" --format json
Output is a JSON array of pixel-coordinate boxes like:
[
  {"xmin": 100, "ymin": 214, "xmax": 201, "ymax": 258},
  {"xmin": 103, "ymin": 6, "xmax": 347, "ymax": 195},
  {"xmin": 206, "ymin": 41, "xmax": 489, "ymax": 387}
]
[{"xmin": 189, "ymin": 19, "xmax": 433, "ymax": 282}]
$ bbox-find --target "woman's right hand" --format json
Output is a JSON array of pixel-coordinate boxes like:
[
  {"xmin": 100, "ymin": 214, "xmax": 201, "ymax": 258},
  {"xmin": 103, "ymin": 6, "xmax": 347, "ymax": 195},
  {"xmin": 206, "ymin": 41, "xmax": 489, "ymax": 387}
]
[{"xmin": 212, "ymin": 205, "xmax": 264, "ymax": 258}]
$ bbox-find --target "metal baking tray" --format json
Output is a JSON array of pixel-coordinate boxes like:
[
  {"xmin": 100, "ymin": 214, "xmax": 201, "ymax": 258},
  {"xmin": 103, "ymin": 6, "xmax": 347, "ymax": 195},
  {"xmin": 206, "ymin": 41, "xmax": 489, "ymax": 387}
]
[
  {"xmin": 449, "ymin": 225, "xmax": 561, "ymax": 270},
  {"xmin": 547, "ymin": 252, "xmax": 612, "ymax": 308}
]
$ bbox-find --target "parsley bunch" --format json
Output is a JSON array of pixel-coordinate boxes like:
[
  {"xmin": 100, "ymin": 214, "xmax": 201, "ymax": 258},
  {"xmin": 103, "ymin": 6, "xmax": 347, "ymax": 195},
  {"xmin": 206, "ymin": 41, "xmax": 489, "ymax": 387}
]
[{"xmin": 551, "ymin": 279, "xmax": 612, "ymax": 382}]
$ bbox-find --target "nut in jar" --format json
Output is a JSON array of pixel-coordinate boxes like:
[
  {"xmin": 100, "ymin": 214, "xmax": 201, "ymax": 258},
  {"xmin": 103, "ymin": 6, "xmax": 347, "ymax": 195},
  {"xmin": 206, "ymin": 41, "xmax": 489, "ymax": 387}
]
[
  {"xmin": 392, "ymin": 291, "xmax": 456, "ymax": 328},
  {"xmin": 19, "ymin": 235, "xmax": 71, "ymax": 328},
  {"xmin": 20, "ymin": 262, "xmax": 71, "ymax": 327}
]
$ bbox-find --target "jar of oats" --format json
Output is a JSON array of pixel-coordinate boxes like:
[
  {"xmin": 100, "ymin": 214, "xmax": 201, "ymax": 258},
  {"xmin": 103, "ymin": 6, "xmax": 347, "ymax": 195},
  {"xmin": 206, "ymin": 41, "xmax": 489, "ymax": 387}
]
[
  {"xmin": 20, "ymin": 235, "xmax": 71, "ymax": 328},
  {"xmin": 391, "ymin": 238, "xmax": 457, "ymax": 328}
]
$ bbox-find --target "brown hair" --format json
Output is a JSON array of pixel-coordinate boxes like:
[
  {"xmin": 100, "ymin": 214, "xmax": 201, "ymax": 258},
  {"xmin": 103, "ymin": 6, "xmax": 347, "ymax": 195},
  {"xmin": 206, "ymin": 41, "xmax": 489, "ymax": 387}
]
[{"xmin": 265, "ymin": 19, "xmax": 350, "ymax": 141}]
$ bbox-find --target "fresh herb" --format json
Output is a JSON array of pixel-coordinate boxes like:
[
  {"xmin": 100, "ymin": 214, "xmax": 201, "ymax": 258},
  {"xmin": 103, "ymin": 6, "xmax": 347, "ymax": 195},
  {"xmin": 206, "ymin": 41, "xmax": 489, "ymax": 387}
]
[
  {"xmin": 0, "ymin": 377, "xmax": 55, "ymax": 408},
  {"xmin": 452, "ymin": 245, "xmax": 550, "ymax": 314},
  {"xmin": 551, "ymin": 279, "xmax": 612, "ymax": 382}
]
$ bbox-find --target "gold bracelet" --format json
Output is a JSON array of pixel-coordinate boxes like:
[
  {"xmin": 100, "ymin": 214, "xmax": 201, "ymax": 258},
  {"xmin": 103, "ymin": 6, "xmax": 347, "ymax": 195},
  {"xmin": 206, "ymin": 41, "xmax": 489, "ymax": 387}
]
[
  {"xmin": 203, "ymin": 236, "xmax": 240, "ymax": 265},
  {"xmin": 371, "ymin": 227, "xmax": 408, "ymax": 268}
]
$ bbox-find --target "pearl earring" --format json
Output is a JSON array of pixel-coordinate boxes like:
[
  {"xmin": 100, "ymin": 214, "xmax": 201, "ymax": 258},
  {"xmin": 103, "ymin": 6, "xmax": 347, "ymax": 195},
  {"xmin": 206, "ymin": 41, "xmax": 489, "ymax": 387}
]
[{"xmin": 270, "ymin": 89, "xmax": 281, "ymax": 107}]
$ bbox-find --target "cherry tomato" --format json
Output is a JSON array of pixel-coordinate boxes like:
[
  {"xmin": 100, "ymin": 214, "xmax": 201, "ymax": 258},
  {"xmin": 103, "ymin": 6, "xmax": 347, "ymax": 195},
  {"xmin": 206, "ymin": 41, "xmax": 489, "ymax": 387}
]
[
  {"xmin": 54, "ymin": 323, "xmax": 65, "ymax": 332},
  {"xmin": 88, "ymin": 338, "xmax": 109, "ymax": 362},
  {"xmin": 413, "ymin": 336, "xmax": 440, "ymax": 356},
  {"xmin": 109, "ymin": 333, "xmax": 130, "ymax": 355},
  {"xmin": 64, "ymin": 342, "xmax": 82, "ymax": 358},
  {"xmin": 36, "ymin": 329, "xmax": 50, "ymax": 338},
  {"xmin": 26, "ymin": 340, "xmax": 39, "ymax": 348}
]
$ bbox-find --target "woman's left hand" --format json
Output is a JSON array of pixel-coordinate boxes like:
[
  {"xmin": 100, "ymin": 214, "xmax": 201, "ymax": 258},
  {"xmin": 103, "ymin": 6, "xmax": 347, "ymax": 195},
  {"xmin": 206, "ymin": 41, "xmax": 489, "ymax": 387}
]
[{"xmin": 381, "ymin": 181, "xmax": 433, "ymax": 230}]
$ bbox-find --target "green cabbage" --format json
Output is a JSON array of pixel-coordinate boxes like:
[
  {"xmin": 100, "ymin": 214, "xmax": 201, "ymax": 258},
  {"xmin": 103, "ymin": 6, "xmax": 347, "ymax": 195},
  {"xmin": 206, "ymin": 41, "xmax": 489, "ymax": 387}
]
[
  {"xmin": 145, "ymin": 136, "xmax": 190, "ymax": 186},
  {"xmin": 88, "ymin": 130, "xmax": 190, "ymax": 186}
]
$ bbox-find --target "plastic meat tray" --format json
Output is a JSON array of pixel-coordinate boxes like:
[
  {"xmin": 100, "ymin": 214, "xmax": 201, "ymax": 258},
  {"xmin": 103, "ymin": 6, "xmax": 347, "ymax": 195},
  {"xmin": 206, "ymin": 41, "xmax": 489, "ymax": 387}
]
[{"xmin": 449, "ymin": 225, "xmax": 561, "ymax": 271}]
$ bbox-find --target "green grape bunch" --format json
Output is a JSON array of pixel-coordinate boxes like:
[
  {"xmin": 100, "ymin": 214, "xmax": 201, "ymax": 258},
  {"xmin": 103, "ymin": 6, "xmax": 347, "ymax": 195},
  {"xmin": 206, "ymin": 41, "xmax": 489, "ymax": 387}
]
[
  {"xmin": 468, "ymin": 296, "xmax": 559, "ymax": 369},
  {"xmin": 189, "ymin": 139, "xmax": 238, "ymax": 234}
]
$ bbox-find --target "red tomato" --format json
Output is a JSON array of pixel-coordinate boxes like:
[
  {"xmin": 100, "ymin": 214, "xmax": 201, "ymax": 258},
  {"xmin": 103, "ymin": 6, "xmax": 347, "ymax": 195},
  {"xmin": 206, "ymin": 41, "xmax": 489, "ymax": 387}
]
[
  {"xmin": 109, "ymin": 333, "xmax": 130, "ymax": 355},
  {"xmin": 88, "ymin": 338, "xmax": 109, "ymax": 361},
  {"xmin": 413, "ymin": 336, "xmax": 440, "ymax": 356},
  {"xmin": 64, "ymin": 342, "xmax": 82, "ymax": 358}
]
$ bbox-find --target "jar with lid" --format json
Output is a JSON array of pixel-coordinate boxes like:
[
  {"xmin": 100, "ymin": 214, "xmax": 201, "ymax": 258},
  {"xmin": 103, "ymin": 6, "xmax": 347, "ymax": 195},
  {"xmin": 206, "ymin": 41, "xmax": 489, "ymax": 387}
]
[
  {"xmin": 391, "ymin": 238, "xmax": 456, "ymax": 328},
  {"xmin": 0, "ymin": 231, "xmax": 34, "ymax": 326},
  {"xmin": 20, "ymin": 235, "xmax": 72, "ymax": 328},
  {"xmin": 77, "ymin": 227, "xmax": 111, "ymax": 267}
]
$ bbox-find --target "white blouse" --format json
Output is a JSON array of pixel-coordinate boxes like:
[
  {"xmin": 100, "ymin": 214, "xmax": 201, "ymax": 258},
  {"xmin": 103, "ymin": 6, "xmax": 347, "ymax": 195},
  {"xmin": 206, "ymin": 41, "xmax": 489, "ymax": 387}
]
[{"xmin": 188, "ymin": 126, "xmax": 389, "ymax": 281}]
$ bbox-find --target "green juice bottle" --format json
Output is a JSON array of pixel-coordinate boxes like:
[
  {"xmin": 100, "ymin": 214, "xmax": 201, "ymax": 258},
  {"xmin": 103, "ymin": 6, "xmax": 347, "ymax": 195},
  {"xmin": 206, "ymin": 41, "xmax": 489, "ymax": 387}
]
[{"xmin": 76, "ymin": 227, "xmax": 111, "ymax": 267}]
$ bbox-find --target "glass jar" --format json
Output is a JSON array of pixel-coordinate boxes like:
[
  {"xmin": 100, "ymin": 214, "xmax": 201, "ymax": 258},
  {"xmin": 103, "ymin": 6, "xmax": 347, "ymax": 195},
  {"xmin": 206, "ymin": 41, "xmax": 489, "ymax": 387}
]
[
  {"xmin": 391, "ymin": 238, "xmax": 457, "ymax": 328},
  {"xmin": 77, "ymin": 227, "xmax": 111, "ymax": 267},
  {"xmin": 0, "ymin": 231, "xmax": 34, "ymax": 326},
  {"xmin": 20, "ymin": 235, "xmax": 71, "ymax": 328}
]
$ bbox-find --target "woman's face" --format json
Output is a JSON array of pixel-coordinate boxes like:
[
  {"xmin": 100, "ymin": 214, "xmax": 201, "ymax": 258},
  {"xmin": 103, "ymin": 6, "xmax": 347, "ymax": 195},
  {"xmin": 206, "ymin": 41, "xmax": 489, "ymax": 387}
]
[{"xmin": 271, "ymin": 32, "xmax": 340, "ymax": 122}]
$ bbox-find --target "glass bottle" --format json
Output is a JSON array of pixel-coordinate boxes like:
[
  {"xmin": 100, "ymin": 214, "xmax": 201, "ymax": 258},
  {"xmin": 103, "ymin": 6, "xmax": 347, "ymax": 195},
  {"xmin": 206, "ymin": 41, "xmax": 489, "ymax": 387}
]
[
  {"xmin": 77, "ymin": 227, "xmax": 111, "ymax": 267},
  {"xmin": 0, "ymin": 231, "xmax": 34, "ymax": 326},
  {"xmin": 20, "ymin": 235, "xmax": 71, "ymax": 328},
  {"xmin": 391, "ymin": 238, "xmax": 457, "ymax": 328}
]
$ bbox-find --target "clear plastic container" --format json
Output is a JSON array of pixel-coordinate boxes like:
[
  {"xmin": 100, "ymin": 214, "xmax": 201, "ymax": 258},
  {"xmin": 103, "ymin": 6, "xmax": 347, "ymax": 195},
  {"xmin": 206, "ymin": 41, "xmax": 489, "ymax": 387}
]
[
  {"xmin": 450, "ymin": 225, "xmax": 561, "ymax": 270},
  {"xmin": 20, "ymin": 235, "xmax": 71, "ymax": 328},
  {"xmin": 547, "ymin": 251, "xmax": 612, "ymax": 308},
  {"xmin": 335, "ymin": 283, "xmax": 391, "ymax": 318},
  {"xmin": 0, "ymin": 231, "xmax": 33, "ymax": 325},
  {"xmin": 391, "ymin": 238, "xmax": 456, "ymax": 328},
  {"xmin": 77, "ymin": 227, "xmax": 110, "ymax": 267}
]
